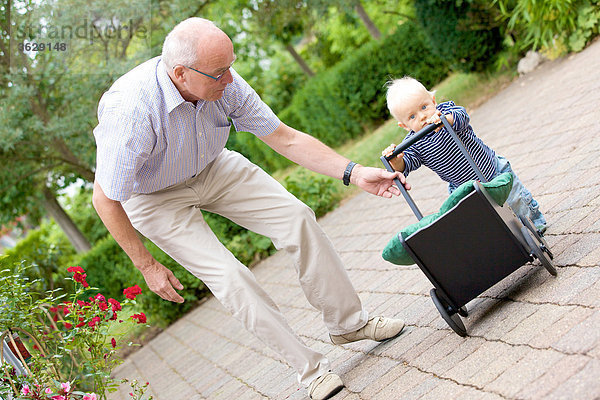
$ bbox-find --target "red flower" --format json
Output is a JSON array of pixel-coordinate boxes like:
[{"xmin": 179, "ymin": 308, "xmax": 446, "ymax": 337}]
[
  {"xmin": 98, "ymin": 302, "xmax": 108, "ymax": 312},
  {"xmin": 94, "ymin": 293, "xmax": 106, "ymax": 302},
  {"xmin": 130, "ymin": 313, "xmax": 147, "ymax": 324},
  {"xmin": 67, "ymin": 266, "xmax": 85, "ymax": 275},
  {"xmin": 63, "ymin": 322, "xmax": 73, "ymax": 329},
  {"xmin": 108, "ymin": 298, "xmax": 122, "ymax": 312},
  {"xmin": 88, "ymin": 316, "xmax": 101, "ymax": 328},
  {"xmin": 123, "ymin": 285, "xmax": 142, "ymax": 300},
  {"xmin": 111, "ymin": 338, "xmax": 117, "ymax": 348},
  {"xmin": 77, "ymin": 300, "xmax": 91, "ymax": 308},
  {"xmin": 67, "ymin": 266, "xmax": 89, "ymax": 288}
]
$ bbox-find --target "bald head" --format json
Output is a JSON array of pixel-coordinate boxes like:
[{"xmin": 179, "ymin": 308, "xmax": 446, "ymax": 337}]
[{"xmin": 162, "ymin": 18, "xmax": 233, "ymax": 70}]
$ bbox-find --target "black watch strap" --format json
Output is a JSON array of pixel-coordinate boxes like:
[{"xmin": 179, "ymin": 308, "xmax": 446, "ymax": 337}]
[{"xmin": 343, "ymin": 161, "xmax": 357, "ymax": 186}]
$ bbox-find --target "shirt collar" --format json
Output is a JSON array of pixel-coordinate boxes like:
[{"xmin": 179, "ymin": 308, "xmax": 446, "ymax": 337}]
[{"xmin": 156, "ymin": 59, "xmax": 187, "ymax": 113}]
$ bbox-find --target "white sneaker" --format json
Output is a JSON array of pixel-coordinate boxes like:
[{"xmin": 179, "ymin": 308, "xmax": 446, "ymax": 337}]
[
  {"xmin": 307, "ymin": 372, "xmax": 344, "ymax": 400},
  {"xmin": 330, "ymin": 316, "xmax": 405, "ymax": 345}
]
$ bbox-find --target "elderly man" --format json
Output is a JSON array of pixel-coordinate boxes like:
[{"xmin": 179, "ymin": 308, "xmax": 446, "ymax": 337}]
[{"xmin": 93, "ymin": 17, "xmax": 406, "ymax": 399}]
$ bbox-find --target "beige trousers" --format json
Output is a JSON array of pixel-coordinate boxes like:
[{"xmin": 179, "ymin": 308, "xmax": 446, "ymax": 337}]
[{"xmin": 122, "ymin": 149, "xmax": 368, "ymax": 385}]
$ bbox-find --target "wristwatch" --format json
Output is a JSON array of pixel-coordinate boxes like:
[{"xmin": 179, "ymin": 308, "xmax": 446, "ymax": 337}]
[{"xmin": 343, "ymin": 161, "xmax": 357, "ymax": 186}]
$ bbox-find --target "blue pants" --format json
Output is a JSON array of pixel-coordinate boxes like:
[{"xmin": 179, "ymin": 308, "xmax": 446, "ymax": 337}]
[{"xmin": 496, "ymin": 155, "xmax": 546, "ymax": 229}]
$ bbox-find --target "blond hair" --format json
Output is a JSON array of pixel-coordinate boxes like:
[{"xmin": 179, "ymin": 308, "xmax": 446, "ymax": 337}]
[{"xmin": 386, "ymin": 77, "xmax": 436, "ymax": 121}]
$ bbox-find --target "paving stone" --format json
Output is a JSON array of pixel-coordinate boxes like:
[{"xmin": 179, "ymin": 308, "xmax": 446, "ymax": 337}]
[
  {"xmin": 570, "ymin": 205, "xmax": 600, "ymax": 233},
  {"xmin": 478, "ymin": 300, "xmax": 538, "ymax": 341},
  {"xmin": 544, "ymin": 234, "xmax": 582, "ymax": 264},
  {"xmin": 410, "ymin": 331, "xmax": 465, "ymax": 371},
  {"xmin": 448, "ymin": 340, "xmax": 524, "ymax": 387},
  {"xmin": 391, "ymin": 375, "xmax": 440, "ymax": 400},
  {"xmin": 371, "ymin": 367, "xmax": 430, "ymax": 400},
  {"xmin": 342, "ymin": 355, "xmax": 398, "ymax": 392},
  {"xmin": 509, "ymin": 267, "xmax": 576, "ymax": 305},
  {"xmin": 551, "ymin": 310, "xmax": 600, "ymax": 355},
  {"xmin": 501, "ymin": 303, "xmax": 572, "ymax": 345},
  {"xmin": 516, "ymin": 354, "xmax": 591, "ymax": 399},
  {"xmin": 529, "ymin": 306, "xmax": 594, "ymax": 349},
  {"xmin": 484, "ymin": 348, "xmax": 565, "ymax": 398},
  {"xmin": 456, "ymin": 387, "xmax": 506, "ymax": 400},
  {"xmin": 357, "ymin": 363, "xmax": 410, "ymax": 399},
  {"xmin": 375, "ymin": 326, "xmax": 437, "ymax": 360},
  {"xmin": 416, "ymin": 379, "xmax": 467, "ymax": 400},
  {"xmin": 549, "ymin": 207, "xmax": 594, "ymax": 233},
  {"xmin": 401, "ymin": 296, "xmax": 439, "ymax": 326},
  {"xmin": 465, "ymin": 298, "xmax": 513, "ymax": 337},
  {"xmin": 429, "ymin": 337, "xmax": 486, "ymax": 377},
  {"xmin": 545, "ymin": 358, "xmax": 600, "ymax": 400},
  {"xmin": 235, "ymin": 390, "xmax": 269, "ymax": 400},
  {"xmin": 570, "ymin": 279, "xmax": 600, "ymax": 308},
  {"xmin": 579, "ymin": 244, "xmax": 600, "ymax": 267},
  {"xmin": 557, "ymin": 233, "xmax": 600, "ymax": 265}
]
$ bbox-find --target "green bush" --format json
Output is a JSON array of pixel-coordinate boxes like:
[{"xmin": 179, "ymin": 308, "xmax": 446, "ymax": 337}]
[
  {"xmin": 494, "ymin": 0, "xmax": 600, "ymax": 55},
  {"xmin": 62, "ymin": 187, "xmax": 109, "ymax": 244},
  {"xmin": 283, "ymin": 170, "xmax": 343, "ymax": 218},
  {"xmin": 414, "ymin": 0, "xmax": 504, "ymax": 72},
  {"xmin": 225, "ymin": 128, "xmax": 292, "ymax": 174},
  {"xmin": 2, "ymin": 223, "xmax": 75, "ymax": 294},
  {"xmin": 279, "ymin": 21, "xmax": 449, "ymax": 145}
]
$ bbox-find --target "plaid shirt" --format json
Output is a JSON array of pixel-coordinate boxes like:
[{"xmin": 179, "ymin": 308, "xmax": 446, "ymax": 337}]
[{"xmin": 93, "ymin": 57, "xmax": 280, "ymax": 201}]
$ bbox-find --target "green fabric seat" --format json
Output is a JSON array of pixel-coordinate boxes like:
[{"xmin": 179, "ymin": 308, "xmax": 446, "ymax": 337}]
[{"xmin": 382, "ymin": 172, "xmax": 514, "ymax": 265}]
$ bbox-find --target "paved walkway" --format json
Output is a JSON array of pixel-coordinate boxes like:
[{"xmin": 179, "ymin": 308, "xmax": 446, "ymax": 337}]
[{"xmin": 110, "ymin": 38, "xmax": 600, "ymax": 400}]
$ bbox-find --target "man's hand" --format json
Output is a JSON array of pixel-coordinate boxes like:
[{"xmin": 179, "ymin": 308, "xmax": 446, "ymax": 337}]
[
  {"xmin": 351, "ymin": 164, "xmax": 410, "ymax": 198},
  {"xmin": 138, "ymin": 259, "xmax": 185, "ymax": 303}
]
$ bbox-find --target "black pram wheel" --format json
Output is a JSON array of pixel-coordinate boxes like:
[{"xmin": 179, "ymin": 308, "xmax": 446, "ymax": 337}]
[
  {"xmin": 521, "ymin": 226, "xmax": 557, "ymax": 276},
  {"xmin": 458, "ymin": 306, "xmax": 469, "ymax": 317},
  {"xmin": 519, "ymin": 215, "xmax": 554, "ymax": 259},
  {"xmin": 430, "ymin": 289, "xmax": 467, "ymax": 336}
]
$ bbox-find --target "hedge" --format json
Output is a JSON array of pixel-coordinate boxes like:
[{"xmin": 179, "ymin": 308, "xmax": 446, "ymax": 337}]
[
  {"xmin": 414, "ymin": 0, "xmax": 504, "ymax": 73},
  {"xmin": 278, "ymin": 21, "xmax": 449, "ymax": 146}
]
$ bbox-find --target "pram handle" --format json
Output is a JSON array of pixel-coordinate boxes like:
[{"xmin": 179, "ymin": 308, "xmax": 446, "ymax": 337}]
[
  {"xmin": 383, "ymin": 122, "xmax": 441, "ymax": 161},
  {"xmin": 380, "ymin": 114, "xmax": 487, "ymax": 221}
]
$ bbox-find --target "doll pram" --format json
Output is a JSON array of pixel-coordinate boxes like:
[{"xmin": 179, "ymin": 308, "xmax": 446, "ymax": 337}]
[{"xmin": 380, "ymin": 115, "xmax": 556, "ymax": 336}]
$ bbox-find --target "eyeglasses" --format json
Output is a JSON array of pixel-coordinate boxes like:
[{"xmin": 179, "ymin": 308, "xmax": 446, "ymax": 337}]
[
  {"xmin": 186, "ymin": 65, "xmax": 228, "ymax": 81},
  {"xmin": 183, "ymin": 59, "xmax": 235, "ymax": 81}
]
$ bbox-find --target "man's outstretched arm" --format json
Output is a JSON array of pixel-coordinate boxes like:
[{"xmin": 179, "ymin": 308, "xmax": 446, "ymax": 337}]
[{"xmin": 259, "ymin": 122, "xmax": 410, "ymax": 198}]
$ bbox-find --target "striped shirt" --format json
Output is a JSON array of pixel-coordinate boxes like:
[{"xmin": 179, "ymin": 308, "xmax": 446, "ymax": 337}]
[
  {"xmin": 93, "ymin": 56, "xmax": 280, "ymax": 201},
  {"xmin": 401, "ymin": 101, "xmax": 497, "ymax": 191}
]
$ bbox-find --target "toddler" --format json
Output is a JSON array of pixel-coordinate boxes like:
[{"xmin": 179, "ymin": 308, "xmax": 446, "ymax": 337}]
[{"xmin": 382, "ymin": 76, "xmax": 546, "ymax": 232}]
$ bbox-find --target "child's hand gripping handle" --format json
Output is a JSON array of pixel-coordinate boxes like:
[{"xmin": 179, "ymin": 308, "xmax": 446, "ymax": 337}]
[{"xmin": 380, "ymin": 122, "xmax": 441, "ymax": 221}]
